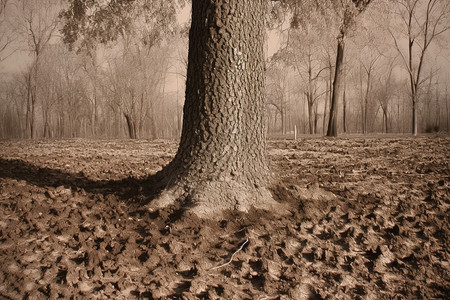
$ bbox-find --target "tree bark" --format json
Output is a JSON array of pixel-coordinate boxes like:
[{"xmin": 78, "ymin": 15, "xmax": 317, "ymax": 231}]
[
  {"xmin": 327, "ymin": 34, "xmax": 345, "ymax": 137},
  {"xmin": 148, "ymin": 0, "xmax": 279, "ymax": 218}
]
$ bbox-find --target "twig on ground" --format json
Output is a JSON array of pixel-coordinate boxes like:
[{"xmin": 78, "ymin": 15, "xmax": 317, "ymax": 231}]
[{"xmin": 210, "ymin": 238, "xmax": 249, "ymax": 271}]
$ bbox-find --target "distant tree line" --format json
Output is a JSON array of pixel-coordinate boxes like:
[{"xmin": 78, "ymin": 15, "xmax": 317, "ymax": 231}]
[
  {"xmin": 0, "ymin": 0, "xmax": 449, "ymax": 139},
  {"xmin": 266, "ymin": 0, "xmax": 450, "ymax": 136}
]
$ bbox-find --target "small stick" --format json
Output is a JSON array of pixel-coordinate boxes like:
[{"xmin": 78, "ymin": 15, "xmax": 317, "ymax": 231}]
[{"xmin": 210, "ymin": 238, "xmax": 249, "ymax": 271}]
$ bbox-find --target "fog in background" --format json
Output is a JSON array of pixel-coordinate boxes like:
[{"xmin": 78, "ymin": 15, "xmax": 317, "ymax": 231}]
[{"xmin": 1, "ymin": 0, "xmax": 449, "ymax": 139}]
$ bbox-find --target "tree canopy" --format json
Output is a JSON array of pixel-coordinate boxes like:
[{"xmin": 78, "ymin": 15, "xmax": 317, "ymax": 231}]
[
  {"xmin": 270, "ymin": 0, "xmax": 371, "ymax": 29},
  {"xmin": 60, "ymin": 0, "xmax": 186, "ymax": 50},
  {"xmin": 61, "ymin": 0, "xmax": 374, "ymax": 50}
]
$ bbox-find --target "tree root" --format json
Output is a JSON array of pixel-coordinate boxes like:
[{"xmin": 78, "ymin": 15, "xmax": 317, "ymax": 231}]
[{"xmin": 145, "ymin": 177, "xmax": 289, "ymax": 220}]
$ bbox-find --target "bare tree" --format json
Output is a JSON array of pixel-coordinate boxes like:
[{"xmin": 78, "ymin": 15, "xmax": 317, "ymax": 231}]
[
  {"xmin": 271, "ymin": 0, "xmax": 372, "ymax": 136},
  {"xmin": 38, "ymin": 50, "xmax": 58, "ymax": 138},
  {"xmin": 374, "ymin": 58, "xmax": 397, "ymax": 133},
  {"xmin": 389, "ymin": 0, "xmax": 450, "ymax": 135},
  {"xmin": 266, "ymin": 58, "xmax": 289, "ymax": 135},
  {"xmin": 102, "ymin": 38, "xmax": 168, "ymax": 139},
  {"xmin": 80, "ymin": 49, "xmax": 102, "ymax": 137},
  {"xmin": 322, "ymin": 46, "xmax": 336, "ymax": 135},
  {"xmin": 359, "ymin": 52, "xmax": 379, "ymax": 134},
  {"xmin": 0, "ymin": 0, "xmax": 15, "ymax": 63},
  {"xmin": 326, "ymin": 0, "xmax": 372, "ymax": 137},
  {"xmin": 287, "ymin": 28, "xmax": 328, "ymax": 134},
  {"xmin": 0, "ymin": 72, "xmax": 30, "ymax": 138},
  {"xmin": 422, "ymin": 70, "xmax": 441, "ymax": 132},
  {"xmin": 15, "ymin": 0, "xmax": 61, "ymax": 138},
  {"xmin": 36, "ymin": 43, "xmax": 88, "ymax": 138}
]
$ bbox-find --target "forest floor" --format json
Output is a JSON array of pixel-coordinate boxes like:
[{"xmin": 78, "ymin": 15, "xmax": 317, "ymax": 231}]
[{"xmin": 0, "ymin": 136, "xmax": 449, "ymax": 299}]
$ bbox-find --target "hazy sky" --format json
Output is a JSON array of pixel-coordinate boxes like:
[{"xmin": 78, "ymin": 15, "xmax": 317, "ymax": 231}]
[{"xmin": 1, "ymin": 2, "xmax": 449, "ymax": 88}]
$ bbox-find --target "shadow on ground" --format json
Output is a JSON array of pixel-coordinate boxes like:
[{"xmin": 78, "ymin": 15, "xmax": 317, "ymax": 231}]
[{"xmin": 0, "ymin": 157, "xmax": 164, "ymax": 204}]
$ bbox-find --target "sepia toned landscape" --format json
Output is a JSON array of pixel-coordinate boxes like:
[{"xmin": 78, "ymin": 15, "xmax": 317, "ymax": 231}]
[
  {"xmin": 1, "ymin": 0, "xmax": 450, "ymax": 299},
  {"xmin": 0, "ymin": 136, "xmax": 449, "ymax": 299},
  {"xmin": 1, "ymin": 0, "xmax": 450, "ymax": 140}
]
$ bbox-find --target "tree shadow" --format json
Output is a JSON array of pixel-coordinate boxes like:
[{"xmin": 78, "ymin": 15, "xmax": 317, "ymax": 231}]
[{"xmin": 0, "ymin": 157, "xmax": 165, "ymax": 205}]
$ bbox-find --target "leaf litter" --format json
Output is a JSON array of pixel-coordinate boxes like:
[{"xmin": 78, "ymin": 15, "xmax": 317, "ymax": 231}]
[{"xmin": 0, "ymin": 136, "xmax": 448, "ymax": 299}]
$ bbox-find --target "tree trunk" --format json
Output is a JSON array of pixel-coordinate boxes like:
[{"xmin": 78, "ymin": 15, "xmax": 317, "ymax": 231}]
[
  {"xmin": 343, "ymin": 90, "xmax": 347, "ymax": 134},
  {"xmin": 446, "ymin": 88, "xmax": 449, "ymax": 132},
  {"xmin": 307, "ymin": 96, "xmax": 314, "ymax": 135},
  {"xmin": 26, "ymin": 90, "xmax": 31, "ymax": 138},
  {"xmin": 363, "ymin": 76, "xmax": 371, "ymax": 134},
  {"xmin": 30, "ymin": 86, "xmax": 36, "ymax": 139},
  {"xmin": 384, "ymin": 109, "xmax": 389, "ymax": 133},
  {"xmin": 92, "ymin": 91, "xmax": 98, "ymax": 137},
  {"xmin": 148, "ymin": 0, "xmax": 278, "ymax": 218},
  {"xmin": 313, "ymin": 103, "xmax": 319, "ymax": 135},
  {"xmin": 412, "ymin": 97, "xmax": 417, "ymax": 135},
  {"xmin": 323, "ymin": 81, "xmax": 329, "ymax": 135},
  {"xmin": 43, "ymin": 110, "xmax": 51, "ymax": 138},
  {"xmin": 327, "ymin": 34, "xmax": 345, "ymax": 137},
  {"xmin": 124, "ymin": 113, "xmax": 137, "ymax": 139},
  {"xmin": 364, "ymin": 98, "xmax": 368, "ymax": 134},
  {"xmin": 149, "ymin": 105, "xmax": 157, "ymax": 140}
]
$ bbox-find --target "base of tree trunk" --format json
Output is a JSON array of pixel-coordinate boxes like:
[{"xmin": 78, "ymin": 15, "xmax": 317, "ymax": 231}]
[{"xmin": 145, "ymin": 170, "xmax": 287, "ymax": 219}]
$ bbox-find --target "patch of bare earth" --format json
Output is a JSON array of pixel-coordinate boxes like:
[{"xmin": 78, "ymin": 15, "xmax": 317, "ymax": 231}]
[{"xmin": 0, "ymin": 136, "xmax": 448, "ymax": 299}]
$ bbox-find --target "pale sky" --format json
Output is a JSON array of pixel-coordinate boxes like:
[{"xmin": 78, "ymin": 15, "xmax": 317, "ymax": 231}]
[{"xmin": 1, "ymin": 3, "xmax": 449, "ymax": 90}]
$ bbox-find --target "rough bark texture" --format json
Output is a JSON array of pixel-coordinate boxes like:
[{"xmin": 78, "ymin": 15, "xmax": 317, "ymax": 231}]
[{"xmin": 148, "ymin": 0, "xmax": 279, "ymax": 218}]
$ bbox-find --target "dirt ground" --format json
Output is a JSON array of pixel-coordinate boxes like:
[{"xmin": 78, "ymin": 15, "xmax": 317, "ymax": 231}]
[{"xmin": 0, "ymin": 136, "xmax": 448, "ymax": 299}]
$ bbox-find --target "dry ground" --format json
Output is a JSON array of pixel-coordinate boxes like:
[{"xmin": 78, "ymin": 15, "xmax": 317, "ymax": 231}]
[{"xmin": 0, "ymin": 136, "xmax": 449, "ymax": 299}]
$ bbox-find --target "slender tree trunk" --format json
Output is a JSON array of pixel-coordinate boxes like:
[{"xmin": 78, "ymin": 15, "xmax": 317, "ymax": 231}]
[
  {"xmin": 92, "ymin": 91, "xmax": 97, "ymax": 137},
  {"xmin": 362, "ymin": 68, "xmax": 372, "ymax": 134},
  {"xmin": 274, "ymin": 111, "xmax": 278, "ymax": 133},
  {"xmin": 342, "ymin": 61, "xmax": 347, "ymax": 134},
  {"xmin": 149, "ymin": 101, "xmax": 157, "ymax": 139},
  {"xmin": 30, "ymin": 55, "xmax": 41, "ymax": 139},
  {"xmin": 323, "ymin": 81, "xmax": 329, "ymax": 135},
  {"xmin": 384, "ymin": 109, "xmax": 389, "ymax": 133},
  {"xmin": 402, "ymin": 96, "xmax": 406, "ymax": 133},
  {"xmin": 343, "ymin": 90, "xmax": 347, "ymax": 134},
  {"xmin": 364, "ymin": 96, "xmax": 368, "ymax": 134},
  {"xmin": 124, "ymin": 113, "xmax": 137, "ymax": 139},
  {"xmin": 26, "ymin": 85, "xmax": 31, "ymax": 138},
  {"xmin": 327, "ymin": 35, "xmax": 345, "ymax": 137},
  {"xmin": 435, "ymin": 89, "xmax": 440, "ymax": 130},
  {"xmin": 313, "ymin": 102, "xmax": 319, "ymax": 134},
  {"xmin": 30, "ymin": 85, "xmax": 36, "ymax": 139},
  {"xmin": 412, "ymin": 96, "xmax": 418, "ymax": 135},
  {"xmin": 446, "ymin": 87, "xmax": 449, "ymax": 132},
  {"xmin": 14, "ymin": 103, "xmax": 23, "ymax": 138},
  {"xmin": 176, "ymin": 76, "xmax": 182, "ymax": 136},
  {"xmin": 307, "ymin": 94, "xmax": 314, "ymax": 134},
  {"xmin": 59, "ymin": 114, "xmax": 64, "ymax": 138},
  {"xmin": 149, "ymin": 0, "xmax": 278, "ymax": 218},
  {"xmin": 43, "ymin": 110, "xmax": 50, "ymax": 138}
]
